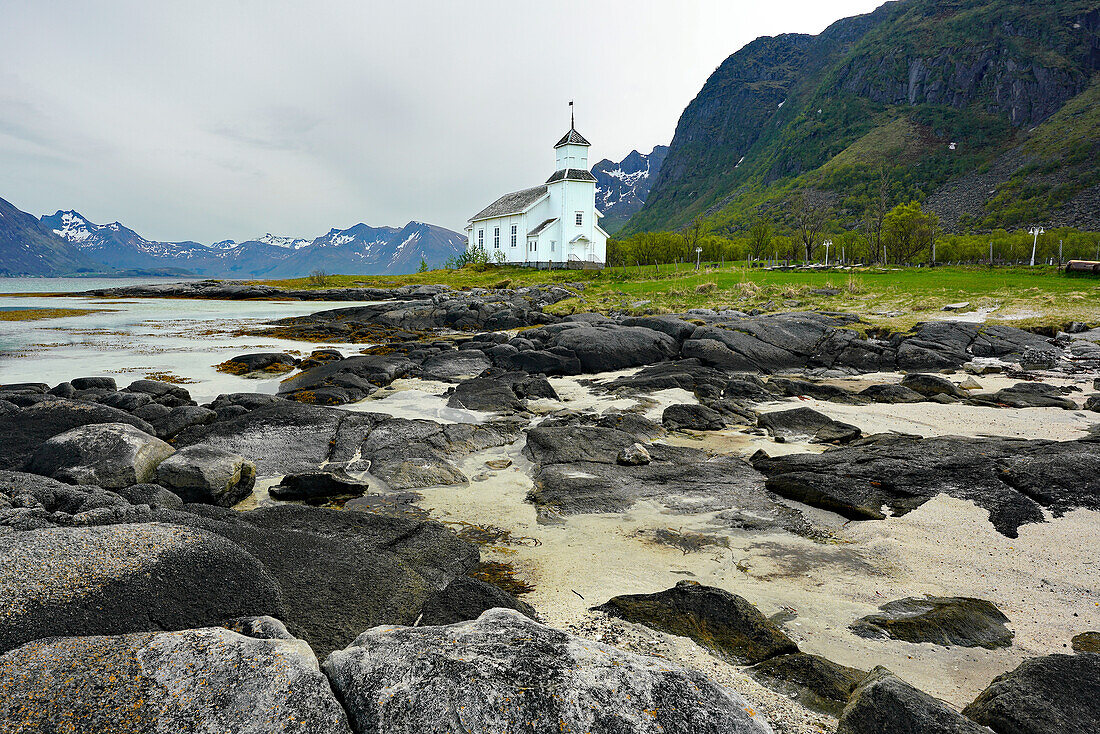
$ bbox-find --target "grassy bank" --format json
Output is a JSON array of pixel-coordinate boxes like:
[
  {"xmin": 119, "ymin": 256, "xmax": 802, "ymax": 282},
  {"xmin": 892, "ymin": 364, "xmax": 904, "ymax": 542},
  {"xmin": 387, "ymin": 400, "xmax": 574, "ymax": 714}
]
[
  {"xmin": 0, "ymin": 307, "xmax": 111, "ymax": 321},
  {"xmin": 252, "ymin": 263, "xmax": 1099, "ymax": 331}
]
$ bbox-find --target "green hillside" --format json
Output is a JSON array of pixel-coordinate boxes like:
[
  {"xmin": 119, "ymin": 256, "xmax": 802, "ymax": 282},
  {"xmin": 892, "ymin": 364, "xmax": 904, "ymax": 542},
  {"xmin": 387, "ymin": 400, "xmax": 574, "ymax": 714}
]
[{"xmin": 625, "ymin": 0, "xmax": 1100, "ymax": 236}]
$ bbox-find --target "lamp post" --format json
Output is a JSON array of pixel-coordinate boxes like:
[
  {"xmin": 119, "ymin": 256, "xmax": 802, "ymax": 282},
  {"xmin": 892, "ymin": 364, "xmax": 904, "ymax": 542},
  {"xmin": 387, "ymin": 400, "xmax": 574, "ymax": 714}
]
[{"xmin": 1029, "ymin": 226, "xmax": 1044, "ymax": 267}]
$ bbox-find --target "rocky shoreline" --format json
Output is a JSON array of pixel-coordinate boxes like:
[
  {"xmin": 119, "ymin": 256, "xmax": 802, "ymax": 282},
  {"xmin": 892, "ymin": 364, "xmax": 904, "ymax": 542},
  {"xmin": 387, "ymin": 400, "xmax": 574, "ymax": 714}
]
[{"xmin": 2, "ymin": 283, "xmax": 1099, "ymax": 732}]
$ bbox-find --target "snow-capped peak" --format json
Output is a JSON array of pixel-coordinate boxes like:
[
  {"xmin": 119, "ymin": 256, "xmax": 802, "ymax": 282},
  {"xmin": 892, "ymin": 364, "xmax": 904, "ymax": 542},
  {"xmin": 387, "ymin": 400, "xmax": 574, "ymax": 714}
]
[
  {"xmin": 256, "ymin": 233, "xmax": 311, "ymax": 249},
  {"xmin": 51, "ymin": 211, "xmax": 93, "ymax": 244}
]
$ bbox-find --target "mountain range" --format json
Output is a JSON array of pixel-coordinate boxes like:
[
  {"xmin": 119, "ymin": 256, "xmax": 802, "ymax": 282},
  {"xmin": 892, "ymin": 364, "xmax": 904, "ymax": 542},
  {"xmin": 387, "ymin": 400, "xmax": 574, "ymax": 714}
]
[
  {"xmin": 0, "ymin": 198, "xmax": 467, "ymax": 278},
  {"xmin": 624, "ymin": 0, "xmax": 1100, "ymax": 235}
]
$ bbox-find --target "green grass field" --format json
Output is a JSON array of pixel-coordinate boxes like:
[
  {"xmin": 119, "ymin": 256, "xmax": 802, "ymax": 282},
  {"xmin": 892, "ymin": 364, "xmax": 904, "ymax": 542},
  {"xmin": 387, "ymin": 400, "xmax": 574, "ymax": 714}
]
[{"xmin": 254, "ymin": 263, "xmax": 1100, "ymax": 331}]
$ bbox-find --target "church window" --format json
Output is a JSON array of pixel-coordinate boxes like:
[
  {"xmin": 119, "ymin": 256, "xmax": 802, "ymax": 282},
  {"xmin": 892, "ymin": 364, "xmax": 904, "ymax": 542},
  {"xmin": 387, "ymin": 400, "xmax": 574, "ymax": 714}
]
[
  {"xmin": 550, "ymin": 241, "xmax": 555, "ymax": 251},
  {"xmin": 478, "ymin": 230, "xmax": 484, "ymax": 248},
  {"xmin": 511, "ymin": 225, "xmax": 517, "ymax": 247},
  {"xmin": 494, "ymin": 227, "xmax": 500, "ymax": 248},
  {"xmin": 575, "ymin": 211, "xmax": 583, "ymax": 226}
]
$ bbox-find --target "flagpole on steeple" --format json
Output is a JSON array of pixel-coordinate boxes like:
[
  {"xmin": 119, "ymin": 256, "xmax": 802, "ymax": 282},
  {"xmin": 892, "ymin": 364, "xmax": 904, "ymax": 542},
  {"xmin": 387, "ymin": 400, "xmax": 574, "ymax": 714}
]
[{"xmin": 569, "ymin": 101, "xmax": 574, "ymax": 130}]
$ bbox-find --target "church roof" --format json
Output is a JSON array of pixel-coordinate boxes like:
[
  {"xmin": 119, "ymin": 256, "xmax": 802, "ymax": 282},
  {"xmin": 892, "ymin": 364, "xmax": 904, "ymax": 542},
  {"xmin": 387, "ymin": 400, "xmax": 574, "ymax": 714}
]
[
  {"xmin": 527, "ymin": 218, "xmax": 557, "ymax": 236},
  {"xmin": 554, "ymin": 128, "xmax": 591, "ymax": 148},
  {"xmin": 546, "ymin": 169, "xmax": 597, "ymax": 184},
  {"xmin": 470, "ymin": 185, "xmax": 549, "ymax": 222}
]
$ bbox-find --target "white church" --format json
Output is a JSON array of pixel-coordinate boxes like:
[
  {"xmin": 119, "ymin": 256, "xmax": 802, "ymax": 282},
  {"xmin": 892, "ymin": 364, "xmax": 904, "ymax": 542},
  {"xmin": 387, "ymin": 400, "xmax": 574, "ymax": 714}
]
[{"xmin": 466, "ymin": 115, "xmax": 608, "ymax": 268}]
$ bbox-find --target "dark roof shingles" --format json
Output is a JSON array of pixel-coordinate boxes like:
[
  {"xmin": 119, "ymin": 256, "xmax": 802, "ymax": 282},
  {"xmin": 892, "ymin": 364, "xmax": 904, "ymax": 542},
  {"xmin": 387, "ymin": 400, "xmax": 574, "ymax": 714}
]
[
  {"xmin": 554, "ymin": 129, "xmax": 591, "ymax": 148},
  {"xmin": 545, "ymin": 169, "xmax": 597, "ymax": 184},
  {"xmin": 470, "ymin": 185, "xmax": 548, "ymax": 221}
]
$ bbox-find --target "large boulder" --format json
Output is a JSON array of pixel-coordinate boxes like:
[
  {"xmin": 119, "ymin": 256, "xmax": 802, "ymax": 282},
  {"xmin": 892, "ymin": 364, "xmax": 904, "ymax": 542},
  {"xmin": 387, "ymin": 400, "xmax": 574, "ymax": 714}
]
[
  {"xmin": 838, "ymin": 667, "xmax": 989, "ymax": 734},
  {"xmin": 269, "ymin": 470, "xmax": 371, "ymax": 502},
  {"xmin": 421, "ymin": 349, "xmax": 492, "ymax": 379},
  {"xmin": 662, "ymin": 403, "xmax": 727, "ymax": 431},
  {"xmin": 323, "ymin": 607, "xmax": 773, "ymax": 734},
  {"xmin": 550, "ymin": 325, "xmax": 679, "ymax": 374},
  {"xmin": 850, "ymin": 596, "xmax": 1013, "ymax": 649},
  {"xmin": 163, "ymin": 504, "xmax": 479, "ymax": 657},
  {"xmin": 974, "ymin": 382, "xmax": 1078, "ymax": 409},
  {"xmin": 963, "ymin": 653, "xmax": 1100, "ymax": 734},
  {"xmin": 756, "ymin": 407, "xmax": 862, "ymax": 444},
  {"xmin": 0, "ymin": 399, "xmax": 155, "ymax": 471},
  {"xmin": 594, "ymin": 580, "xmax": 798, "ymax": 665},
  {"xmin": 447, "ymin": 376, "xmax": 526, "ymax": 412},
  {"xmin": 418, "ymin": 575, "xmax": 537, "ymax": 626},
  {"xmin": 216, "ymin": 351, "xmax": 299, "ymax": 375},
  {"xmin": 0, "ymin": 627, "xmax": 351, "ymax": 734},
  {"xmin": 155, "ymin": 444, "xmax": 257, "ymax": 506},
  {"xmin": 899, "ymin": 373, "xmax": 969, "ymax": 399},
  {"xmin": 0, "ymin": 523, "xmax": 282, "ymax": 653},
  {"xmin": 26, "ymin": 422, "xmax": 175, "ymax": 488}
]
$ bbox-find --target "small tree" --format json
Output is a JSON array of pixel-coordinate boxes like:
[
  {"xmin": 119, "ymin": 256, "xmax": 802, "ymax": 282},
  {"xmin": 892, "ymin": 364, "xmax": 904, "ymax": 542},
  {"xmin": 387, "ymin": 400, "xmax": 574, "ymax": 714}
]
[
  {"xmin": 747, "ymin": 216, "xmax": 772, "ymax": 263},
  {"xmin": 883, "ymin": 202, "xmax": 939, "ymax": 264},
  {"xmin": 793, "ymin": 190, "xmax": 831, "ymax": 263},
  {"xmin": 308, "ymin": 269, "xmax": 330, "ymax": 287},
  {"xmin": 417, "ymin": 258, "xmax": 429, "ymax": 273}
]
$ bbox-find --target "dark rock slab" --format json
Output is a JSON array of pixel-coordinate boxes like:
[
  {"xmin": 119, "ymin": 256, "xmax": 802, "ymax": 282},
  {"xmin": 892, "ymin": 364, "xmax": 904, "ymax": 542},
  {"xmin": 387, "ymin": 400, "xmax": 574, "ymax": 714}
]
[
  {"xmin": 860, "ymin": 384, "xmax": 925, "ymax": 403},
  {"xmin": 973, "ymin": 381, "xmax": 1078, "ymax": 409},
  {"xmin": 838, "ymin": 667, "xmax": 988, "ymax": 734},
  {"xmin": 851, "ymin": 596, "xmax": 1013, "ymax": 649},
  {"xmin": 549, "ymin": 324, "xmax": 679, "ymax": 373},
  {"xmin": 447, "ymin": 376, "xmax": 525, "ymax": 412},
  {"xmin": 594, "ymin": 580, "xmax": 798, "ymax": 665},
  {"xmin": 752, "ymin": 433, "xmax": 1100, "ymax": 536},
  {"xmin": 0, "ymin": 523, "xmax": 282, "ymax": 653},
  {"xmin": 757, "ymin": 407, "xmax": 862, "ymax": 444},
  {"xmin": 420, "ymin": 348, "xmax": 492, "ymax": 379},
  {"xmin": 278, "ymin": 353, "xmax": 413, "ymax": 404},
  {"xmin": 524, "ymin": 424, "xmax": 639, "ymax": 465},
  {"xmin": 767, "ymin": 377, "xmax": 868, "ymax": 404},
  {"xmin": 748, "ymin": 652, "xmax": 867, "ymax": 717},
  {"xmin": 324, "ymin": 607, "xmax": 771, "ymax": 734},
  {"xmin": 269, "ymin": 470, "xmax": 370, "ymax": 502},
  {"xmin": 963, "ymin": 653, "xmax": 1100, "ymax": 734},
  {"xmin": 217, "ymin": 352, "xmax": 299, "ymax": 375},
  {"xmin": 0, "ymin": 627, "xmax": 351, "ymax": 733}
]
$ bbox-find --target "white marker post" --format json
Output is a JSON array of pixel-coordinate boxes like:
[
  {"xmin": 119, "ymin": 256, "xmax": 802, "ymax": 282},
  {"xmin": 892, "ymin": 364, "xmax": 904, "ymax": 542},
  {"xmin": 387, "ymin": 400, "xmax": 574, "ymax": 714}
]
[
  {"xmin": 823, "ymin": 240, "xmax": 832, "ymax": 267},
  {"xmin": 694, "ymin": 246, "xmax": 702, "ymax": 271}
]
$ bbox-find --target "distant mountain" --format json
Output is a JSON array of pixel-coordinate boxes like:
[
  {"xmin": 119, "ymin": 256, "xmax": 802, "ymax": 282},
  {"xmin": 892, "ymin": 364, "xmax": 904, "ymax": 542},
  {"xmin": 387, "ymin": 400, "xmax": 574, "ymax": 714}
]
[
  {"xmin": 0, "ymin": 199, "xmax": 467, "ymax": 277},
  {"xmin": 263, "ymin": 221, "xmax": 467, "ymax": 278},
  {"xmin": 625, "ymin": 0, "xmax": 1100, "ymax": 234},
  {"xmin": 591, "ymin": 146, "xmax": 669, "ymax": 233},
  {"xmin": 0, "ymin": 199, "xmax": 100, "ymax": 276}
]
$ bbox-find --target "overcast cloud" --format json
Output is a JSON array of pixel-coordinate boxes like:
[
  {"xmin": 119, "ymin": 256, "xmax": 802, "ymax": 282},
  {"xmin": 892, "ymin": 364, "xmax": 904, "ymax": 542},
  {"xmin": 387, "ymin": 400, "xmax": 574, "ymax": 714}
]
[{"xmin": 0, "ymin": 0, "xmax": 885, "ymax": 242}]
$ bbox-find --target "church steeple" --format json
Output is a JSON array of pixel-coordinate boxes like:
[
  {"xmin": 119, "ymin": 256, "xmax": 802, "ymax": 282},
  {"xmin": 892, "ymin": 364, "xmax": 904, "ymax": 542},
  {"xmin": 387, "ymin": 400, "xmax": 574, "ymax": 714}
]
[{"xmin": 553, "ymin": 102, "xmax": 591, "ymax": 170}]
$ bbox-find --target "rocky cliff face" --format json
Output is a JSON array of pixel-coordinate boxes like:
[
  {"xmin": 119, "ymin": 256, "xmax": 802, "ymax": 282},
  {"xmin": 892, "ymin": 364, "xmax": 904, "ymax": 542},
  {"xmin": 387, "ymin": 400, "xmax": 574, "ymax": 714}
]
[
  {"xmin": 592, "ymin": 145, "xmax": 669, "ymax": 233},
  {"xmin": 628, "ymin": 0, "xmax": 1100, "ymax": 234}
]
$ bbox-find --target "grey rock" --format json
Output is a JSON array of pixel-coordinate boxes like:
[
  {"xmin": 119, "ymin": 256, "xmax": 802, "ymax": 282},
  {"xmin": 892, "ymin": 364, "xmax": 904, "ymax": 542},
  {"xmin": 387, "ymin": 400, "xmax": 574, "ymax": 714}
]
[
  {"xmin": 899, "ymin": 373, "xmax": 969, "ymax": 398},
  {"xmin": 1071, "ymin": 631, "xmax": 1100, "ymax": 653},
  {"xmin": 220, "ymin": 615, "xmax": 295, "ymax": 640},
  {"xmin": 324, "ymin": 607, "xmax": 772, "ymax": 734},
  {"xmin": 27, "ymin": 422, "xmax": 175, "ymax": 488},
  {"xmin": 860, "ymin": 383, "xmax": 925, "ymax": 403},
  {"xmin": 662, "ymin": 403, "xmax": 726, "ymax": 431},
  {"xmin": 71, "ymin": 376, "xmax": 116, "ymax": 390},
  {"xmin": 269, "ymin": 471, "xmax": 370, "ymax": 502},
  {"xmin": 838, "ymin": 667, "xmax": 988, "ymax": 734},
  {"xmin": 0, "ymin": 398, "xmax": 156, "ymax": 471},
  {"xmin": 99, "ymin": 390, "xmax": 153, "ymax": 412},
  {"xmin": 757, "ymin": 407, "xmax": 862, "ymax": 443},
  {"xmin": 963, "ymin": 653, "xmax": 1100, "ymax": 734},
  {"xmin": 421, "ymin": 349, "xmax": 492, "ymax": 379},
  {"xmin": 851, "ymin": 596, "xmax": 1013, "ymax": 649},
  {"xmin": 595, "ymin": 580, "xmax": 798, "ymax": 665},
  {"xmin": 153, "ymin": 405, "xmax": 217, "ymax": 439},
  {"xmin": 550, "ymin": 324, "xmax": 679, "ymax": 373},
  {"xmin": 0, "ymin": 627, "xmax": 351, "ymax": 733},
  {"xmin": 447, "ymin": 376, "xmax": 525, "ymax": 412},
  {"xmin": 418, "ymin": 575, "xmax": 537, "ymax": 626},
  {"xmin": 156, "ymin": 444, "xmax": 257, "ymax": 506},
  {"xmin": 617, "ymin": 442, "xmax": 652, "ymax": 466},
  {"xmin": 0, "ymin": 523, "xmax": 282, "ymax": 653}
]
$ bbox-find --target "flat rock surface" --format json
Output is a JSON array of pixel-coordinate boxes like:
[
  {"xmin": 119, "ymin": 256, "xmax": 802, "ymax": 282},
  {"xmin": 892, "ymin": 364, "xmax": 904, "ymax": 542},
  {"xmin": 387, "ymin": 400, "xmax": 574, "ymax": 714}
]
[
  {"xmin": 324, "ymin": 607, "xmax": 773, "ymax": 734},
  {"xmin": 0, "ymin": 627, "xmax": 351, "ymax": 733}
]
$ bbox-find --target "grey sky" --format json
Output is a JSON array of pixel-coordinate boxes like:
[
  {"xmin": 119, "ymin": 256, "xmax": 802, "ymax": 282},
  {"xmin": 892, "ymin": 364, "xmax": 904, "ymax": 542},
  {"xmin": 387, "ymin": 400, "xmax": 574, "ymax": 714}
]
[{"xmin": 0, "ymin": 0, "xmax": 885, "ymax": 242}]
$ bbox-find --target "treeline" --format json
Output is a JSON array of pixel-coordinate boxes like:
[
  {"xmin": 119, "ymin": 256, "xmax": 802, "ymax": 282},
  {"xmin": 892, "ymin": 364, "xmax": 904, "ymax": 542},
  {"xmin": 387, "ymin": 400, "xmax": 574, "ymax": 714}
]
[{"xmin": 610, "ymin": 200, "xmax": 1100, "ymax": 268}]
